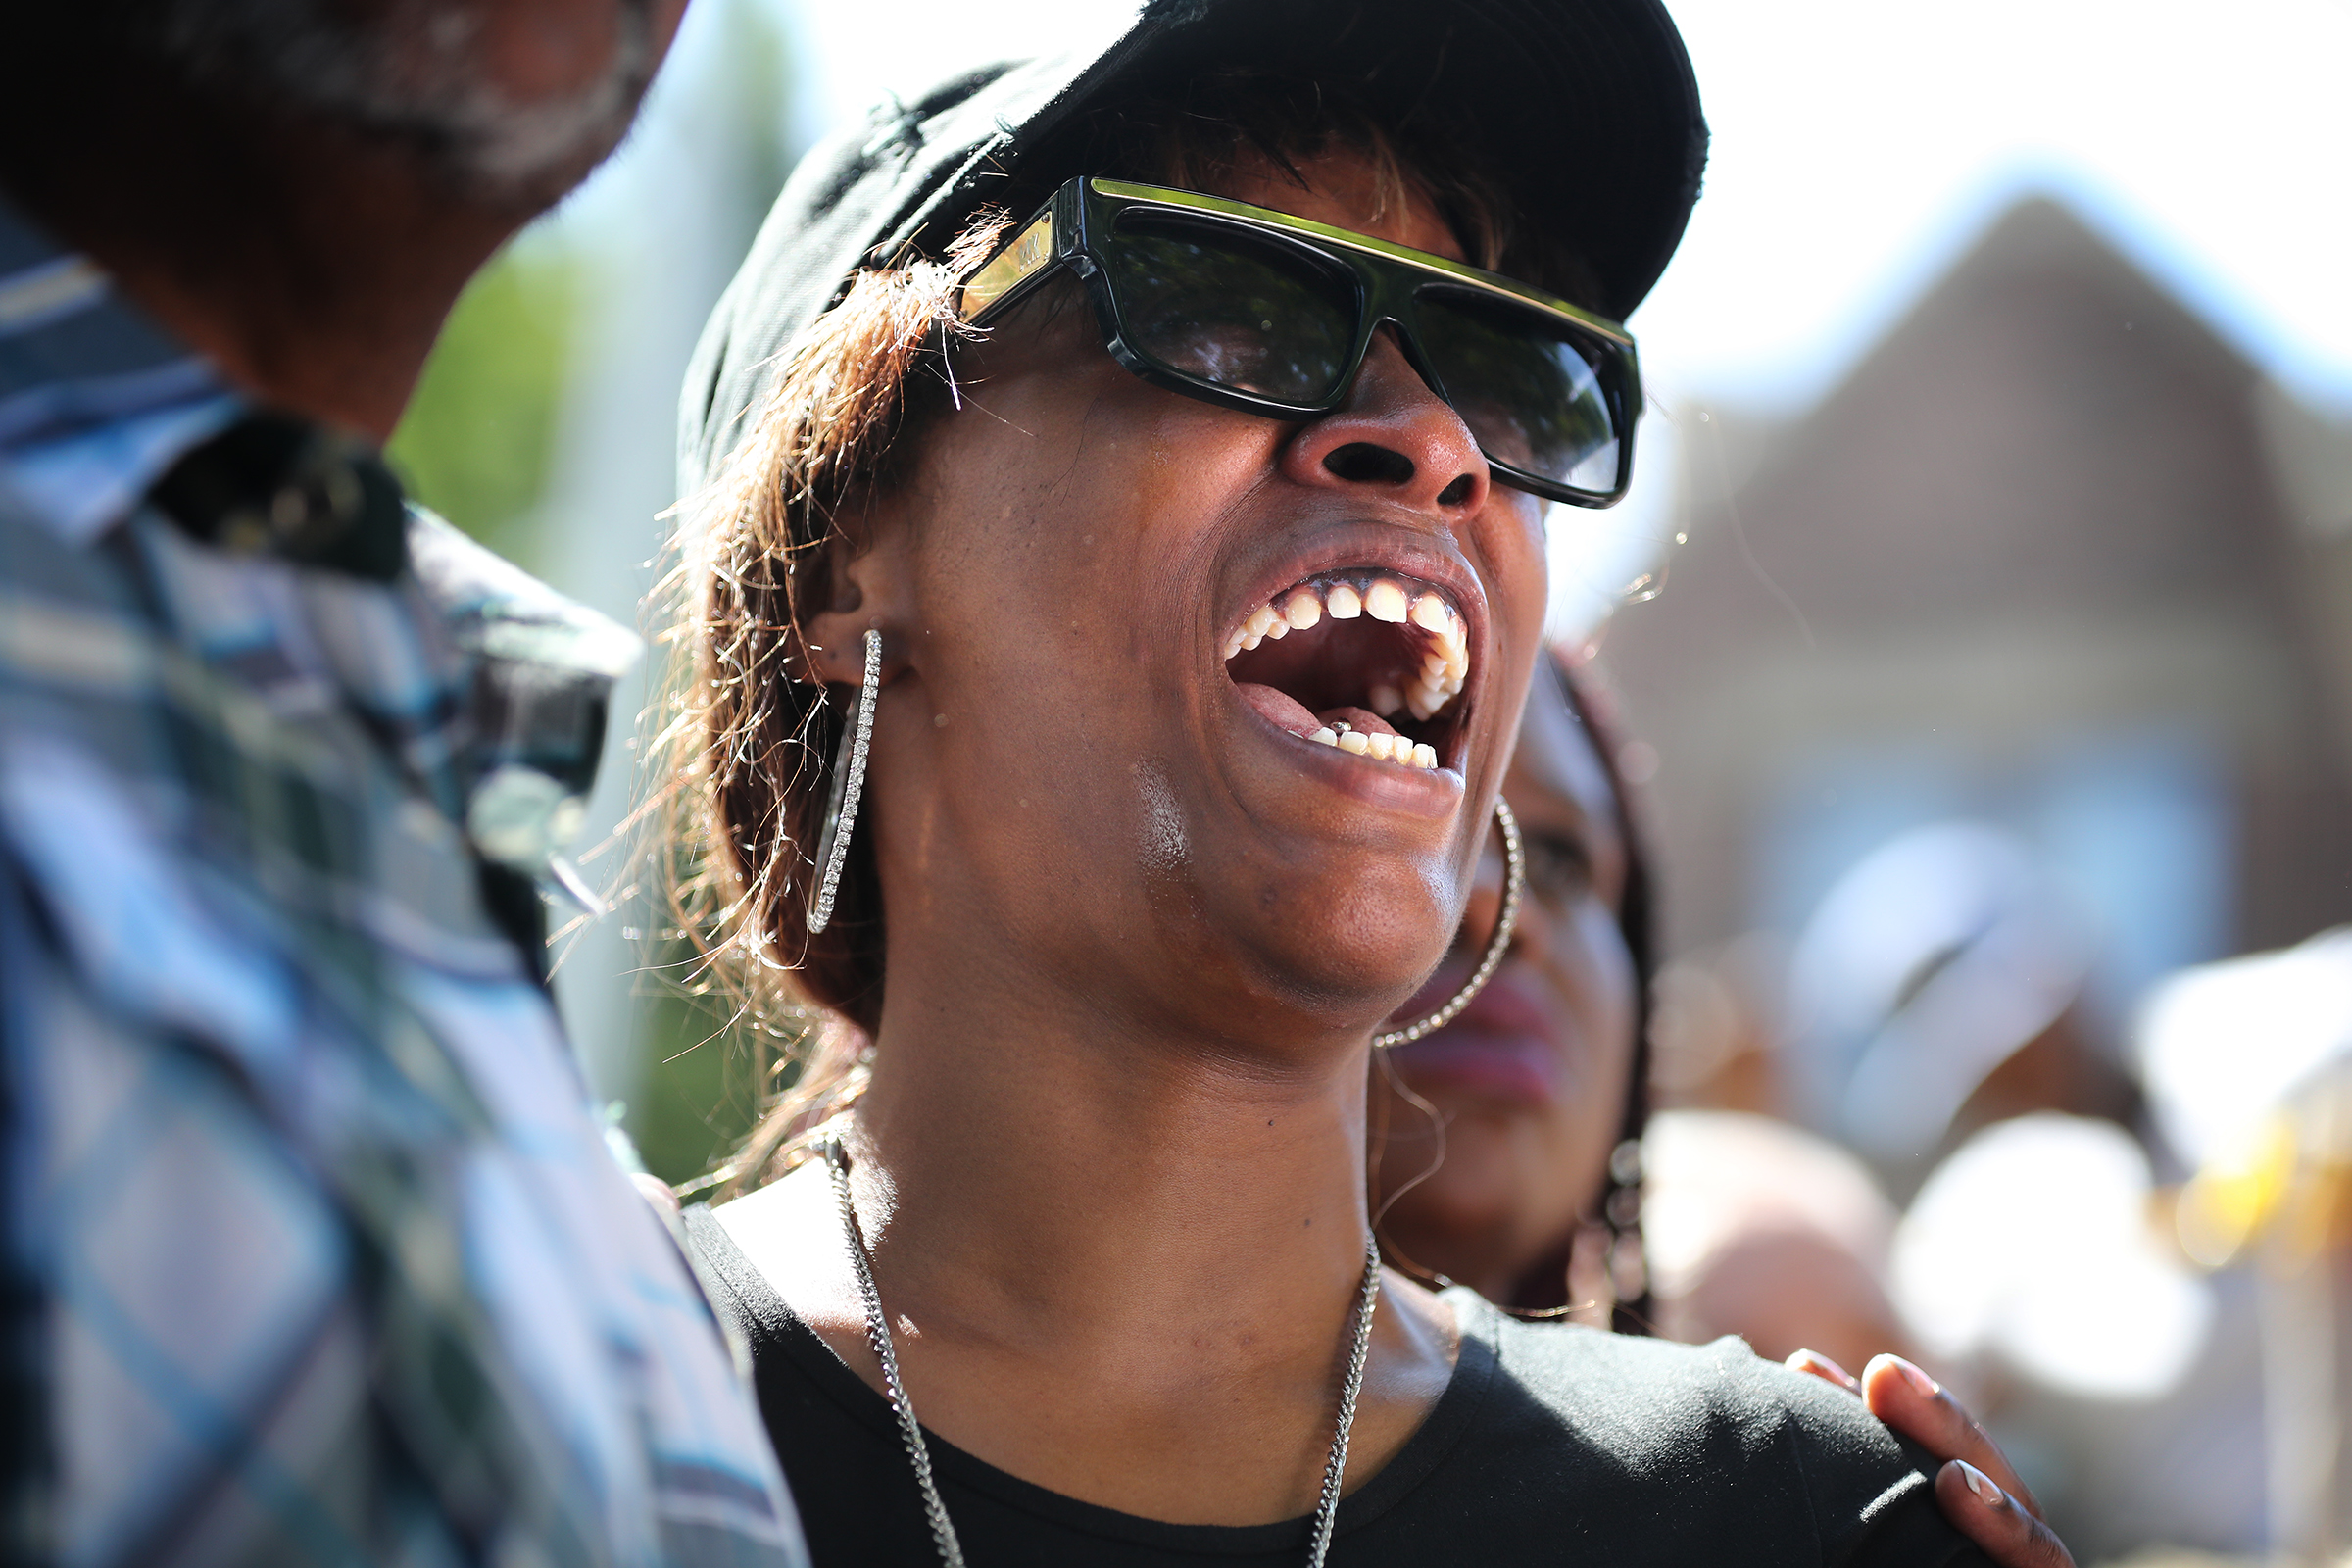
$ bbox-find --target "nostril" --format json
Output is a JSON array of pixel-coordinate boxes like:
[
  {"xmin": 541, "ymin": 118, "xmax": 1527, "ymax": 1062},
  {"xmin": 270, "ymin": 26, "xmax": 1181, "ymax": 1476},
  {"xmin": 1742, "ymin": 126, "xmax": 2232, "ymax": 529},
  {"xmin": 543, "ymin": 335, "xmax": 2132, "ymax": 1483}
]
[
  {"xmin": 1323, "ymin": 442, "xmax": 1415, "ymax": 486},
  {"xmin": 1436, "ymin": 473, "xmax": 1477, "ymax": 508}
]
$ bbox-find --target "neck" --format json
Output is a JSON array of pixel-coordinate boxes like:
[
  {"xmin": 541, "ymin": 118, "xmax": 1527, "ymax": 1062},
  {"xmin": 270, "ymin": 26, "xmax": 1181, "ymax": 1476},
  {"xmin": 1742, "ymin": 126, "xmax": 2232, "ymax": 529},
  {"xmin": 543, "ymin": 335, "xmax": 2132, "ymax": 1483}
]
[
  {"xmin": 0, "ymin": 57, "xmax": 527, "ymax": 442},
  {"xmin": 732, "ymin": 862, "xmax": 1460, "ymax": 1522},
  {"xmin": 855, "ymin": 973, "xmax": 1380, "ymax": 1365}
]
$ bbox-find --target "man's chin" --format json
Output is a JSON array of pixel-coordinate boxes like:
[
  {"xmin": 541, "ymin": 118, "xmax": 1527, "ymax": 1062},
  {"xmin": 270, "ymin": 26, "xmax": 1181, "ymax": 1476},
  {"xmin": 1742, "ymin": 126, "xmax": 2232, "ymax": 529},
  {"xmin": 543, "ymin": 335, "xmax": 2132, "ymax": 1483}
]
[
  {"xmin": 141, "ymin": 0, "xmax": 657, "ymax": 210},
  {"xmin": 316, "ymin": 59, "xmax": 654, "ymax": 212},
  {"xmin": 411, "ymin": 102, "xmax": 642, "ymax": 211}
]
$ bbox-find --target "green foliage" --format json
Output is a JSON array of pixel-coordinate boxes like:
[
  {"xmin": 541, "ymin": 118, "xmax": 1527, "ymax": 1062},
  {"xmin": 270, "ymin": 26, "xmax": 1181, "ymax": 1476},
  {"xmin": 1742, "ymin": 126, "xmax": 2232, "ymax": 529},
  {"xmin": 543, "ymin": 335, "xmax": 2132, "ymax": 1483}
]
[
  {"xmin": 386, "ymin": 242, "xmax": 579, "ymax": 566},
  {"xmin": 380, "ymin": 0, "xmax": 807, "ymax": 1187},
  {"xmin": 629, "ymin": 944, "xmax": 775, "ymax": 1186}
]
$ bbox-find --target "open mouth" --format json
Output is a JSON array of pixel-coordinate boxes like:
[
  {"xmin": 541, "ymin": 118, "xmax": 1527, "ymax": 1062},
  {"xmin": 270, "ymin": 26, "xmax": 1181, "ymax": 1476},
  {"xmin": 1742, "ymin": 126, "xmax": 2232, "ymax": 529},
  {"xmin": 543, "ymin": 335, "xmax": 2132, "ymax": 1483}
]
[{"xmin": 1223, "ymin": 571, "xmax": 1472, "ymax": 772}]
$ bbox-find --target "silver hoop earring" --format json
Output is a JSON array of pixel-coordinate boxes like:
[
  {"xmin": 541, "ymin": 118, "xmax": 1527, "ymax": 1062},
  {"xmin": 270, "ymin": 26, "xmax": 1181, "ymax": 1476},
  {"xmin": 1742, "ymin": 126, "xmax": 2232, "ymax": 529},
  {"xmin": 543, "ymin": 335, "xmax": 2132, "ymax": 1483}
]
[
  {"xmin": 807, "ymin": 627, "xmax": 882, "ymax": 934},
  {"xmin": 1372, "ymin": 797, "xmax": 1524, "ymax": 1050}
]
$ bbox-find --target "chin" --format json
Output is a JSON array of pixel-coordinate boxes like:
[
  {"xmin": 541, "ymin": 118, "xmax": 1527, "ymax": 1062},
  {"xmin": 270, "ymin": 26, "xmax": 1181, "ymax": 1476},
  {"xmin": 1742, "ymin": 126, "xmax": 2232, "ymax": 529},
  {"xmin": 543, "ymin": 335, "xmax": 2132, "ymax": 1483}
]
[{"xmin": 1198, "ymin": 843, "xmax": 1461, "ymax": 1026}]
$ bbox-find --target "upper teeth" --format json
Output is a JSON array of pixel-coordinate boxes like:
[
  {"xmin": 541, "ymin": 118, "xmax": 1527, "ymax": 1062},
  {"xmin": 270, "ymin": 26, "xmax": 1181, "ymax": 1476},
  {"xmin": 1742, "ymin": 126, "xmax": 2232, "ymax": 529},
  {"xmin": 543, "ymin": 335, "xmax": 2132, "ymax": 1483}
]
[{"xmin": 1221, "ymin": 571, "xmax": 1472, "ymax": 764}]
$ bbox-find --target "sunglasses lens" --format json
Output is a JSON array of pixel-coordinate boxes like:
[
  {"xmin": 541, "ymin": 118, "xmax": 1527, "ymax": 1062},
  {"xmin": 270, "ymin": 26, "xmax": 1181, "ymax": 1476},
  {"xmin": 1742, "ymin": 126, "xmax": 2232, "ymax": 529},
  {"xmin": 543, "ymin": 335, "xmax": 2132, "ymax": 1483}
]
[
  {"xmin": 1104, "ymin": 214, "xmax": 1357, "ymax": 406},
  {"xmin": 1415, "ymin": 288, "xmax": 1624, "ymax": 498}
]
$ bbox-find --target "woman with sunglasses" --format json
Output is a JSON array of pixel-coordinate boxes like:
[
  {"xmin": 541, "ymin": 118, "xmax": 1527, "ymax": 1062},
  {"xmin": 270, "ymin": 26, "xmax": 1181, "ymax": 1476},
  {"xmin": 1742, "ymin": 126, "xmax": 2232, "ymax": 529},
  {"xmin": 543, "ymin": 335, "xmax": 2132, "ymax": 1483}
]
[{"xmin": 665, "ymin": 4, "xmax": 2063, "ymax": 1563}]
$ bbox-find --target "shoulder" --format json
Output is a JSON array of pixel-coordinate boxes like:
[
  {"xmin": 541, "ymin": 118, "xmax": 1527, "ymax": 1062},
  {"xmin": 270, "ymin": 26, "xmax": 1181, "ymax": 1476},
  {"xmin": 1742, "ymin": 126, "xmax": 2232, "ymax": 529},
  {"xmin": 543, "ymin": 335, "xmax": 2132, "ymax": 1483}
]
[
  {"xmin": 1480, "ymin": 1302, "xmax": 1887, "ymax": 1459},
  {"xmin": 693, "ymin": 1166, "xmax": 872, "ymax": 1348},
  {"xmin": 405, "ymin": 505, "xmax": 640, "ymax": 677},
  {"xmin": 1446, "ymin": 1295, "xmax": 1987, "ymax": 1565}
]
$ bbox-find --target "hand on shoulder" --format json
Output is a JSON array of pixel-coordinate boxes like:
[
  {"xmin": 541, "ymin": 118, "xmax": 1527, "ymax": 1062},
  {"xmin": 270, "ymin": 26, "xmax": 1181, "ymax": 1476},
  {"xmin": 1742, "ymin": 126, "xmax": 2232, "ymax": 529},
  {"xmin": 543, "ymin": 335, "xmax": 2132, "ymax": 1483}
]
[{"xmin": 1788, "ymin": 1348, "xmax": 2074, "ymax": 1568}]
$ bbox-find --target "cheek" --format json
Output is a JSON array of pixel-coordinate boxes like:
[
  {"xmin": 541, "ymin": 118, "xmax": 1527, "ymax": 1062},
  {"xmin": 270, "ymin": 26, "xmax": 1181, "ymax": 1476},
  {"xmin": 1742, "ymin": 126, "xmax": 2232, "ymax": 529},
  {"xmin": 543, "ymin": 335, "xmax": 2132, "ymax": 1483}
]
[
  {"xmin": 910, "ymin": 380, "xmax": 1277, "ymax": 672},
  {"xmin": 1458, "ymin": 496, "xmax": 1551, "ymax": 795},
  {"xmin": 1581, "ymin": 933, "xmax": 1639, "ymax": 1138},
  {"xmin": 459, "ymin": 0, "xmax": 627, "ymax": 101},
  {"xmin": 897, "ymin": 379, "xmax": 1281, "ymax": 834},
  {"xmin": 1542, "ymin": 905, "xmax": 1639, "ymax": 1095},
  {"xmin": 1475, "ymin": 493, "xmax": 1552, "ymax": 634},
  {"xmin": 647, "ymin": 0, "xmax": 691, "ymax": 60},
  {"xmin": 928, "ymin": 364, "xmax": 1276, "ymax": 554}
]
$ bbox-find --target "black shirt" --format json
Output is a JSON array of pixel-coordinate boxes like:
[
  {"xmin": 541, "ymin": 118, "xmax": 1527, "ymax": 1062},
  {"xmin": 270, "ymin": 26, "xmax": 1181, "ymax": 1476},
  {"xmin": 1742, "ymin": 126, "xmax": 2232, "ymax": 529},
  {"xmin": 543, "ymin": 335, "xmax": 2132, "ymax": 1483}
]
[{"xmin": 685, "ymin": 1206, "xmax": 1991, "ymax": 1567}]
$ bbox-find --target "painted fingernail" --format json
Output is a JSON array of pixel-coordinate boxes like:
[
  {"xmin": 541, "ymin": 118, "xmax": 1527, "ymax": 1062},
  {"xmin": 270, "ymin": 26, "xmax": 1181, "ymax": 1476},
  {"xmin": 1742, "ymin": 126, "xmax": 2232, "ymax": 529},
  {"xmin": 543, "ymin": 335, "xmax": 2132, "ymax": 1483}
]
[
  {"xmin": 1957, "ymin": 1461, "xmax": 2005, "ymax": 1509},
  {"xmin": 1787, "ymin": 1348, "xmax": 1858, "ymax": 1389},
  {"xmin": 1891, "ymin": 1356, "xmax": 1940, "ymax": 1398}
]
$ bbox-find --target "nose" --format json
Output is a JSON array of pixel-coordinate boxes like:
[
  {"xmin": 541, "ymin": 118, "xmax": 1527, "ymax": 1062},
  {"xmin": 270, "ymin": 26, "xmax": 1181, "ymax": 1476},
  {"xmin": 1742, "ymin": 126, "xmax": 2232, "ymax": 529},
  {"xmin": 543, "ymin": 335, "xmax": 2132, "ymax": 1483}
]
[{"xmin": 1280, "ymin": 328, "xmax": 1491, "ymax": 519}]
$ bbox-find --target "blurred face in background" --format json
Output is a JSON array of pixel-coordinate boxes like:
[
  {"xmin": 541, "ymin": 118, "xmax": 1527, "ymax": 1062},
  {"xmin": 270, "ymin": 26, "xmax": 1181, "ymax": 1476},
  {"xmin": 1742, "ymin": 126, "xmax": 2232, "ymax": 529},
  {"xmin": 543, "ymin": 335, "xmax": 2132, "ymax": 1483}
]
[
  {"xmin": 1372, "ymin": 661, "xmax": 1638, "ymax": 1301},
  {"xmin": 107, "ymin": 0, "xmax": 682, "ymax": 208}
]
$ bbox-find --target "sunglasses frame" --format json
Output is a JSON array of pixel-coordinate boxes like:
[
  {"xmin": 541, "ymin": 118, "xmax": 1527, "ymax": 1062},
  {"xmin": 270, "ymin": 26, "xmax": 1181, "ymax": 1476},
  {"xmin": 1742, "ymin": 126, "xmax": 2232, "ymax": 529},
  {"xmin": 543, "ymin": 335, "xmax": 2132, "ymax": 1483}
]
[{"xmin": 959, "ymin": 175, "xmax": 1642, "ymax": 508}]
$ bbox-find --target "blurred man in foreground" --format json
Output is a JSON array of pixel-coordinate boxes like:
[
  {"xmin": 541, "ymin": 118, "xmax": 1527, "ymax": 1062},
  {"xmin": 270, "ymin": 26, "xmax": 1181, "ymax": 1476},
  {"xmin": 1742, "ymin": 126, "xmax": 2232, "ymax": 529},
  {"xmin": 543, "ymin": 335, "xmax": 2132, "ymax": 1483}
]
[{"xmin": 0, "ymin": 3, "xmax": 806, "ymax": 1563}]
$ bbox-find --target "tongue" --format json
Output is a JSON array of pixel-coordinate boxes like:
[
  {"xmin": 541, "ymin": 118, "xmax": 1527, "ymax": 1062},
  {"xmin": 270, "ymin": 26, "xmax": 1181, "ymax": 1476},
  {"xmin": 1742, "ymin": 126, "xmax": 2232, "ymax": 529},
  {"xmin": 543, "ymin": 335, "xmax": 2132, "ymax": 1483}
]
[
  {"xmin": 1235, "ymin": 685, "xmax": 1405, "ymax": 740},
  {"xmin": 1235, "ymin": 682, "xmax": 1320, "ymax": 736}
]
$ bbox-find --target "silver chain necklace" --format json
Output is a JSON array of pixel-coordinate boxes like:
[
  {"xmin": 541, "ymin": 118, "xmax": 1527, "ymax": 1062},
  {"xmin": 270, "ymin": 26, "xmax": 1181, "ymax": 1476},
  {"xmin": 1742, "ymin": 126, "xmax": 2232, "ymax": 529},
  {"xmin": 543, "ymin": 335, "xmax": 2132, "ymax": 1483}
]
[{"xmin": 823, "ymin": 1132, "xmax": 1382, "ymax": 1568}]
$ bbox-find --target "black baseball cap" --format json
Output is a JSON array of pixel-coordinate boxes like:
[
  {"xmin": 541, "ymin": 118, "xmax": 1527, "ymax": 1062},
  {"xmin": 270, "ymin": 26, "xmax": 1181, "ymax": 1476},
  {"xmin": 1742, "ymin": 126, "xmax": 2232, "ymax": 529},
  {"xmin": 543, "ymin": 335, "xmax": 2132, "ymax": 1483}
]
[{"xmin": 680, "ymin": 0, "xmax": 1707, "ymax": 490}]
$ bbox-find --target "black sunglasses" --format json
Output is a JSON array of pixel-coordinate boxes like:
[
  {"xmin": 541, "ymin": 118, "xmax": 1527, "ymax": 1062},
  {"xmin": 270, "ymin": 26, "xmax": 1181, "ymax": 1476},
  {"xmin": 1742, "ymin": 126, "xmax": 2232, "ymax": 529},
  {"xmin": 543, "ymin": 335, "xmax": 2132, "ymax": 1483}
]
[{"xmin": 958, "ymin": 176, "xmax": 1642, "ymax": 509}]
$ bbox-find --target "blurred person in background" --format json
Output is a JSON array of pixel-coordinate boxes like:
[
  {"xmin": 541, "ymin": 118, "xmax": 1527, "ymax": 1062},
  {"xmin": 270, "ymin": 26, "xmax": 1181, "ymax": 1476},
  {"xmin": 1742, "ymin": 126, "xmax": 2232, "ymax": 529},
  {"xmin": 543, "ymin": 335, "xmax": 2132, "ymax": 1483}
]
[
  {"xmin": 1782, "ymin": 822, "xmax": 2137, "ymax": 1203},
  {"xmin": 1789, "ymin": 824, "xmax": 2261, "ymax": 1558},
  {"xmin": 1372, "ymin": 654, "xmax": 1901, "ymax": 1371},
  {"xmin": 1646, "ymin": 932, "xmax": 1789, "ymax": 1118},
  {"xmin": 2142, "ymin": 929, "xmax": 2352, "ymax": 1559},
  {"xmin": 1641, "ymin": 1106, "xmax": 1913, "ymax": 1376},
  {"xmin": 0, "ymin": 2, "xmax": 806, "ymax": 1564},
  {"xmin": 1369, "ymin": 655, "xmax": 1651, "ymax": 1326}
]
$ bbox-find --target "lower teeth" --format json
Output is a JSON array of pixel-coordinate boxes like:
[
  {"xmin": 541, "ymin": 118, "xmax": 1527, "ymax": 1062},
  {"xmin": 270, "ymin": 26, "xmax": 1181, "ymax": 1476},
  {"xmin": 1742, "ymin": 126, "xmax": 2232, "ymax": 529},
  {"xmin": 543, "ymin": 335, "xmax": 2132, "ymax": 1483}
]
[{"xmin": 1307, "ymin": 726, "xmax": 1438, "ymax": 769}]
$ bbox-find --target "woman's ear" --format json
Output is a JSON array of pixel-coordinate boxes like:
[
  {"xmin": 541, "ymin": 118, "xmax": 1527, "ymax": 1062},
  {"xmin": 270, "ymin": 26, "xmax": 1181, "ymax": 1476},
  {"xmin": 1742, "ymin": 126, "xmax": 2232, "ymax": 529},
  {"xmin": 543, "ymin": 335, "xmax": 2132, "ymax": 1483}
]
[{"xmin": 802, "ymin": 502, "xmax": 913, "ymax": 686}]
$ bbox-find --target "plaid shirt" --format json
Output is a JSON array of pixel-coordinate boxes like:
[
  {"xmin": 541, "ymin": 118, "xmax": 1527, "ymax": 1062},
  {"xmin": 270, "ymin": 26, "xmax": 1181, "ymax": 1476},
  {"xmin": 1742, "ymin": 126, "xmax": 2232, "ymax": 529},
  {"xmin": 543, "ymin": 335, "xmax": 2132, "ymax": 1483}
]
[{"xmin": 0, "ymin": 201, "xmax": 806, "ymax": 1568}]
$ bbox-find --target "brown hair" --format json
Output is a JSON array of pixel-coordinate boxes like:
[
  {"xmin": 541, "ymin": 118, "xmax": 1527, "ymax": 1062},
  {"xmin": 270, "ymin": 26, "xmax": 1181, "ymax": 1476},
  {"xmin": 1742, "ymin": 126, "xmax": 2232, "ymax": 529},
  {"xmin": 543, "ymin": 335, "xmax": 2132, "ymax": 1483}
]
[{"xmin": 668, "ymin": 73, "xmax": 1595, "ymax": 1194}]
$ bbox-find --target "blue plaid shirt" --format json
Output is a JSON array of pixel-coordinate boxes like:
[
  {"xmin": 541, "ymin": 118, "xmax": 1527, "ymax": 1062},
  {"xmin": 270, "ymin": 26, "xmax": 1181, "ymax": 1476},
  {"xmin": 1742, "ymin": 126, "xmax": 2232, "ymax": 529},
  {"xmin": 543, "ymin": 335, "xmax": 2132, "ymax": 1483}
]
[{"xmin": 0, "ymin": 200, "xmax": 807, "ymax": 1568}]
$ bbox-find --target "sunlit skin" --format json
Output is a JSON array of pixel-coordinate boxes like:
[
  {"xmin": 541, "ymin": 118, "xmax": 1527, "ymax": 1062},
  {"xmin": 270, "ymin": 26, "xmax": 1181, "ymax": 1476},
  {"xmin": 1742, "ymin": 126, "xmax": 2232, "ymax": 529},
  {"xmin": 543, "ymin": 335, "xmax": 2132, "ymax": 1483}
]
[
  {"xmin": 0, "ymin": 0, "xmax": 689, "ymax": 439},
  {"xmin": 716, "ymin": 149, "xmax": 1548, "ymax": 1526},
  {"xmin": 1373, "ymin": 660, "xmax": 1637, "ymax": 1303},
  {"xmin": 1, "ymin": 5, "xmax": 2068, "ymax": 1558},
  {"xmin": 695, "ymin": 137, "xmax": 2071, "ymax": 1568},
  {"xmin": 710, "ymin": 151, "xmax": 2077, "ymax": 1562}
]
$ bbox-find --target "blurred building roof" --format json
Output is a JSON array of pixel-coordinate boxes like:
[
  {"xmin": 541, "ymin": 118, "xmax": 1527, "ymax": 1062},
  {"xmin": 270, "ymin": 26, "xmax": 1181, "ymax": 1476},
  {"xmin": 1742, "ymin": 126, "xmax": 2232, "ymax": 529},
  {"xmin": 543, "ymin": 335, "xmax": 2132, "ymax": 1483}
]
[{"xmin": 1600, "ymin": 196, "xmax": 2352, "ymax": 979}]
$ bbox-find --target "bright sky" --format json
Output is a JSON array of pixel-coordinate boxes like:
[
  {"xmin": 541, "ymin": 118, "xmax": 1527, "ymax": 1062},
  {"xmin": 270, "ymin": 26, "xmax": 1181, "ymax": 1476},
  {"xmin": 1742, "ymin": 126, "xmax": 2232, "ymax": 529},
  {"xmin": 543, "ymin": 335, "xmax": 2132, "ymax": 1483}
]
[
  {"xmin": 768, "ymin": 0, "xmax": 2352, "ymax": 632},
  {"xmin": 784, "ymin": 0, "xmax": 2352, "ymax": 412}
]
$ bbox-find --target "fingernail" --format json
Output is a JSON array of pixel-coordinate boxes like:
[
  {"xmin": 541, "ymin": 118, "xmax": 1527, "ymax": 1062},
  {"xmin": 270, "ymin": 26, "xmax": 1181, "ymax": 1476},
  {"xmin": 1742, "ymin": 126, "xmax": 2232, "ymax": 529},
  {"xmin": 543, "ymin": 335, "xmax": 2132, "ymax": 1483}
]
[
  {"xmin": 1957, "ymin": 1461, "xmax": 2005, "ymax": 1509},
  {"xmin": 1891, "ymin": 1355, "xmax": 1940, "ymax": 1398},
  {"xmin": 1787, "ymin": 1348, "xmax": 1858, "ymax": 1389}
]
